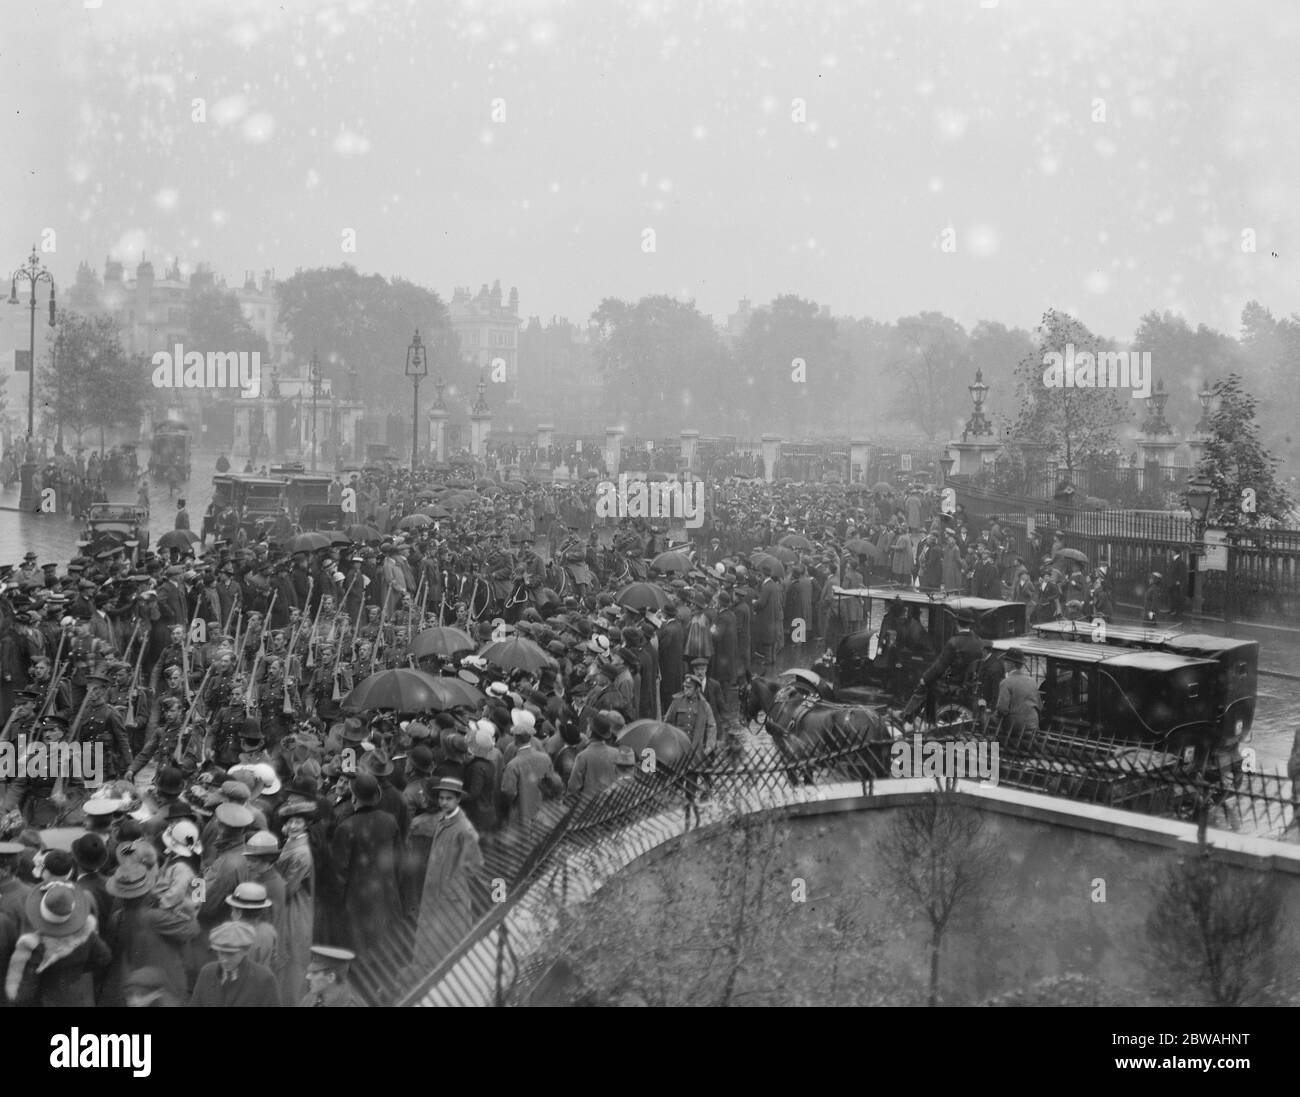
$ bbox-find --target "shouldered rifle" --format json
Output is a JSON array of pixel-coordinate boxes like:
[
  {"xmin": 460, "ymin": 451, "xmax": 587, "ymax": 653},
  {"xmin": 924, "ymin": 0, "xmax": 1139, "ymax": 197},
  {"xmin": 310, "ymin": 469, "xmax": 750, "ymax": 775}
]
[
  {"xmin": 176, "ymin": 661, "xmax": 216, "ymax": 765},
  {"xmin": 244, "ymin": 589, "xmax": 278, "ymax": 713},
  {"xmin": 123, "ymin": 622, "xmax": 147, "ymax": 726}
]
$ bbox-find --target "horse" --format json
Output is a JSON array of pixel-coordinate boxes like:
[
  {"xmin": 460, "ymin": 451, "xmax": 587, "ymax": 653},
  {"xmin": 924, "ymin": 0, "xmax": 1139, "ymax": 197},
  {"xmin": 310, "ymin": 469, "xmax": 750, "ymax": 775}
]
[{"xmin": 740, "ymin": 673, "xmax": 897, "ymax": 790}]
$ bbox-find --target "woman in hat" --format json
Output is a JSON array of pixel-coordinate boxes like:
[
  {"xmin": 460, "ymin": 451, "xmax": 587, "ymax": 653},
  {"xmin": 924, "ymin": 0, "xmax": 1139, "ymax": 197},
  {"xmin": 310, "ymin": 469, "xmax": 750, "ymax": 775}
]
[
  {"xmin": 5, "ymin": 883, "xmax": 111, "ymax": 1006},
  {"xmin": 102, "ymin": 860, "xmax": 197, "ymax": 1006},
  {"xmin": 274, "ymin": 799, "xmax": 316, "ymax": 1005}
]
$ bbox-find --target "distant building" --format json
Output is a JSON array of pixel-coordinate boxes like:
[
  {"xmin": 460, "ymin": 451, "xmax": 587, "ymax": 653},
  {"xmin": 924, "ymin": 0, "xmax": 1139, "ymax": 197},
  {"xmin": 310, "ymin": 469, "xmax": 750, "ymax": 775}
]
[
  {"xmin": 66, "ymin": 257, "xmax": 286, "ymax": 364},
  {"xmin": 721, "ymin": 297, "xmax": 755, "ymax": 346},
  {"xmin": 448, "ymin": 280, "xmax": 521, "ymax": 400}
]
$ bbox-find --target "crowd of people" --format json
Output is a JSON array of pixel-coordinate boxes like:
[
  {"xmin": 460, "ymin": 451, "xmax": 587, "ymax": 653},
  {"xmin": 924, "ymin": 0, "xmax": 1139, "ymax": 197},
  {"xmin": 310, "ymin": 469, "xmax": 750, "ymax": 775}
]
[{"xmin": 0, "ymin": 455, "xmax": 1139, "ymax": 1007}]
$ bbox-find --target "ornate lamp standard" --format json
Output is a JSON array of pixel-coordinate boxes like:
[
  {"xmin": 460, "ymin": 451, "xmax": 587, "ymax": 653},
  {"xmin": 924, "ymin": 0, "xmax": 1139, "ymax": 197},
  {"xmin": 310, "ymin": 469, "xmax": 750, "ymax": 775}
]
[
  {"xmin": 308, "ymin": 351, "xmax": 322, "ymax": 471},
  {"xmin": 1184, "ymin": 473, "xmax": 1217, "ymax": 617},
  {"xmin": 8, "ymin": 245, "xmax": 56, "ymax": 510},
  {"xmin": 405, "ymin": 329, "xmax": 427, "ymax": 470}
]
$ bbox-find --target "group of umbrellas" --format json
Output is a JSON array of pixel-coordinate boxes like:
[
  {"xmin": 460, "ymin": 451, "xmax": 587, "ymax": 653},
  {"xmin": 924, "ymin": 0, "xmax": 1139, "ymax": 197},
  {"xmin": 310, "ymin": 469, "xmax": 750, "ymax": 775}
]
[{"xmin": 342, "ymin": 629, "xmax": 558, "ymax": 714}]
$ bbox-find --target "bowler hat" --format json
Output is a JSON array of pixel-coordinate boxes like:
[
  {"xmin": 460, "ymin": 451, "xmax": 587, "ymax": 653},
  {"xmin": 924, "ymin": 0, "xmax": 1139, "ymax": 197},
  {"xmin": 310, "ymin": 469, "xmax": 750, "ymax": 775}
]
[
  {"xmin": 71, "ymin": 833, "xmax": 109, "ymax": 874},
  {"xmin": 1001, "ymin": 647, "xmax": 1027, "ymax": 667},
  {"xmin": 226, "ymin": 881, "xmax": 272, "ymax": 909}
]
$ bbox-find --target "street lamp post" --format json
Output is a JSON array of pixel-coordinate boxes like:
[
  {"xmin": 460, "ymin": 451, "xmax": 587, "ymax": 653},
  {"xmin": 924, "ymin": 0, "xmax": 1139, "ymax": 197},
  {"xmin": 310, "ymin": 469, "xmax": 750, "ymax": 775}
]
[
  {"xmin": 405, "ymin": 329, "xmax": 427, "ymax": 471},
  {"xmin": 1185, "ymin": 473, "xmax": 1216, "ymax": 618},
  {"xmin": 8, "ymin": 245, "xmax": 56, "ymax": 511},
  {"xmin": 309, "ymin": 350, "xmax": 322, "ymax": 472}
]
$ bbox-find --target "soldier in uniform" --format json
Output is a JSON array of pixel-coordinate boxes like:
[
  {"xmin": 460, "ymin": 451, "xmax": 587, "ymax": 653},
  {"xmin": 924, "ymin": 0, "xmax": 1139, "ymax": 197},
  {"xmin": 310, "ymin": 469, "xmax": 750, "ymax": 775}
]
[
  {"xmin": 79, "ymin": 671, "xmax": 134, "ymax": 785},
  {"xmin": 0, "ymin": 714, "xmax": 85, "ymax": 828},
  {"xmin": 299, "ymin": 945, "xmax": 363, "ymax": 1007},
  {"xmin": 128, "ymin": 695, "xmax": 203, "ymax": 781},
  {"xmin": 259, "ymin": 656, "xmax": 300, "ymax": 750}
]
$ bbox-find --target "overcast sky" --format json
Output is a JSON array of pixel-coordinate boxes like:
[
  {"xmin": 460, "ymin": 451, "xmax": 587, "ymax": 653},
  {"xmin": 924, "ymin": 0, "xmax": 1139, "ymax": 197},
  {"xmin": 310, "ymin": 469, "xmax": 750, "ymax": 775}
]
[{"xmin": 3, "ymin": 0, "xmax": 1297, "ymax": 342}]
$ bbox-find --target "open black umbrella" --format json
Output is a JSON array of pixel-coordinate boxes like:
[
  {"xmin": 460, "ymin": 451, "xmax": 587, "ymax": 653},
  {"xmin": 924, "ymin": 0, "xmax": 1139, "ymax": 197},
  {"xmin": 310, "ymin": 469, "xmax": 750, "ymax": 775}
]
[
  {"xmin": 157, "ymin": 529, "xmax": 201, "ymax": 553},
  {"xmin": 650, "ymin": 551, "xmax": 693, "ymax": 574},
  {"xmin": 617, "ymin": 720, "xmax": 694, "ymax": 770},
  {"xmin": 478, "ymin": 635, "xmax": 556, "ymax": 674},
  {"xmin": 410, "ymin": 626, "xmax": 476, "ymax": 658},
  {"xmin": 286, "ymin": 531, "xmax": 332, "ymax": 553},
  {"xmin": 346, "ymin": 524, "xmax": 381, "ymax": 542},
  {"xmin": 616, "ymin": 582, "xmax": 670, "ymax": 611},
  {"xmin": 343, "ymin": 668, "xmax": 484, "ymax": 713}
]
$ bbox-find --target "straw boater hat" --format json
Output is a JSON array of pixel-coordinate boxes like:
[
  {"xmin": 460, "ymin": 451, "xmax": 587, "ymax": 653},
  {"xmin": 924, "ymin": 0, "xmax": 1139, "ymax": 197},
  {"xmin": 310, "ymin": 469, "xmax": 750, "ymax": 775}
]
[
  {"xmin": 307, "ymin": 945, "xmax": 356, "ymax": 976},
  {"xmin": 226, "ymin": 881, "xmax": 272, "ymax": 910},
  {"xmin": 431, "ymin": 775, "xmax": 466, "ymax": 798}
]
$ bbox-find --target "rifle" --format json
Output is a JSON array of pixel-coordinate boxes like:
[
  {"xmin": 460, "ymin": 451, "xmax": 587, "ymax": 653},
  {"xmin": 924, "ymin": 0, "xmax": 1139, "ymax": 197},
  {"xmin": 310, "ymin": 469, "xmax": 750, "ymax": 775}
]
[
  {"xmin": 284, "ymin": 577, "xmax": 314, "ymax": 713},
  {"xmin": 123, "ymin": 622, "xmax": 147, "ymax": 727},
  {"xmin": 368, "ymin": 585, "xmax": 387, "ymax": 674},
  {"xmin": 53, "ymin": 687, "xmax": 96, "ymax": 804},
  {"xmin": 331, "ymin": 572, "xmax": 361, "ymax": 701},
  {"xmin": 37, "ymin": 624, "xmax": 71, "ymax": 722},
  {"xmin": 243, "ymin": 590, "xmax": 278, "ymax": 713},
  {"xmin": 176, "ymin": 662, "xmax": 216, "ymax": 765}
]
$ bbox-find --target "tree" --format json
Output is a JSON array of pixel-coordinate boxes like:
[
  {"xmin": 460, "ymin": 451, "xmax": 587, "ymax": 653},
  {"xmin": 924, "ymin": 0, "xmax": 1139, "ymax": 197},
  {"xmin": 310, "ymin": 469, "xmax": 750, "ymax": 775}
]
[
  {"xmin": 1007, "ymin": 309, "xmax": 1130, "ymax": 479},
  {"xmin": 1188, "ymin": 372, "xmax": 1294, "ymax": 528},
  {"xmin": 1145, "ymin": 837, "xmax": 1285, "ymax": 1006},
  {"xmin": 187, "ymin": 278, "xmax": 268, "ymax": 359},
  {"xmin": 590, "ymin": 295, "xmax": 734, "ymax": 436},
  {"xmin": 733, "ymin": 295, "xmax": 842, "ymax": 438},
  {"xmin": 1238, "ymin": 301, "xmax": 1300, "ymax": 474},
  {"xmin": 40, "ymin": 312, "xmax": 149, "ymax": 451},
  {"xmin": 886, "ymin": 312, "xmax": 974, "ymax": 441},
  {"xmin": 876, "ymin": 791, "xmax": 1003, "ymax": 1007},
  {"xmin": 276, "ymin": 266, "xmax": 465, "ymax": 411}
]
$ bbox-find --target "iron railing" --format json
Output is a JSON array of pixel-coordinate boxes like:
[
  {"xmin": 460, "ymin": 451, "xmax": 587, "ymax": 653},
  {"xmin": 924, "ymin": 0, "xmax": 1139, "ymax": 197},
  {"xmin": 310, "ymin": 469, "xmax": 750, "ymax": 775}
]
[{"xmin": 349, "ymin": 716, "xmax": 1296, "ymax": 1008}]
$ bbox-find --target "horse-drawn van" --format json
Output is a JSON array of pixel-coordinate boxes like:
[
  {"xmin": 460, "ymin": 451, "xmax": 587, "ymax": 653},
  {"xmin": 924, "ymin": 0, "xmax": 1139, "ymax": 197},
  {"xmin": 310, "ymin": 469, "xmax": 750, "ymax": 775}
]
[
  {"xmin": 987, "ymin": 636, "xmax": 1236, "ymax": 792},
  {"xmin": 830, "ymin": 585, "xmax": 1028, "ymax": 708},
  {"xmin": 1030, "ymin": 620, "xmax": 1258, "ymax": 755}
]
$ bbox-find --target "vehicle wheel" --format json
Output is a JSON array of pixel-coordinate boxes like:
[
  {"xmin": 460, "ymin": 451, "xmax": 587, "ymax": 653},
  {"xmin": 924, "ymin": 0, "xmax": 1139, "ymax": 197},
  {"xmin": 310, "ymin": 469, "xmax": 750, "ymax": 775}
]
[{"xmin": 933, "ymin": 702, "xmax": 975, "ymax": 729}]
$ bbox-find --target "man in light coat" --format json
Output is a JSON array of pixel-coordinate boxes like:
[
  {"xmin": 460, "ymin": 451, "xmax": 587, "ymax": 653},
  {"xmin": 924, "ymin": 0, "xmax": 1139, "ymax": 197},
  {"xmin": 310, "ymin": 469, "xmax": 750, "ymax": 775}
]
[{"xmin": 416, "ymin": 776, "xmax": 484, "ymax": 969}]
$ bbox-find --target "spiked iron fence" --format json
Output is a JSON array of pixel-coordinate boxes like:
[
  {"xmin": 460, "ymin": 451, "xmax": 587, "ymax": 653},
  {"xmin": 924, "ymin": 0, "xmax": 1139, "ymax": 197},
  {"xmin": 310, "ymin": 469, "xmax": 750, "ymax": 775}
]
[{"xmin": 351, "ymin": 719, "xmax": 1296, "ymax": 1007}]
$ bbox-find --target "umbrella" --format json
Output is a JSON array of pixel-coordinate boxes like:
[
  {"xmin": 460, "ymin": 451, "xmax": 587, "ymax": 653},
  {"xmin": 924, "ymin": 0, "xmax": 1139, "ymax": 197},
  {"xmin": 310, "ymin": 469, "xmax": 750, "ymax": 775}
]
[
  {"xmin": 327, "ymin": 531, "xmax": 353, "ymax": 546},
  {"xmin": 843, "ymin": 538, "xmax": 881, "ymax": 561},
  {"xmin": 446, "ymin": 478, "xmax": 474, "ymax": 489},
  {"xmin": 767, "ymin": 545, "xmax": 799, "ymax": 564},
  {"xmin": 1054, "ymin": 548, "xmax": 1089, "ymax": 565},
  {"xmin": 778, "ymin": 533, "xmax": 813, "ymax": 550},
  {"xmin": 285, "ymin": 531, "xmax": 332, "ymax": 553},
  {"xmin": 410, "ymin": 626, "xmax": 476, "ymax": 658},
  {"xmin": 421, "ymin": 504, "xmax": 452, "ymax": 519},
  {"xmin": 474, "ymin": 477, "xmax": 497, "ymax": 490},
  {"xmin": 478, "ymin": 635, "xmax": 556, "ymax": 674},
  {"xmin": 871, "ymin": 482, "xmax": 895, "ymax": 494},
  {"xmin": 617, "ymin": 720, "xmax": 694, "ymax": 770},
  {"xmin": 751, "ymin": 553, "xmax": 786, "ymax": 578},
  {"xmin": 397, "ymin": 512, "xmax": 434, "ymax": 530},
  {"xmin": 156, "ymin": 529, "xmax": 201, "ymax": 552},
  {"xmin": 346, "ymin": 524, "xmax": 381, "ymax": 542},
  {"xmin": 616, "ymin": 582, "xmax": 670, "ymax": 611},
  {"xmin": 650, "ymin": 551, "xmax": 693, "ymax": 574},
  {"xmin": 414, "ymin": 488, "xmax": 439, "ymax": 500},
  {"xmin": 343, "ymin": 668, "xmax": 483, "ymax": 713},
  {"xmin": 497, "ymin": 480, "xmax": 525, "ymax": 494}
]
